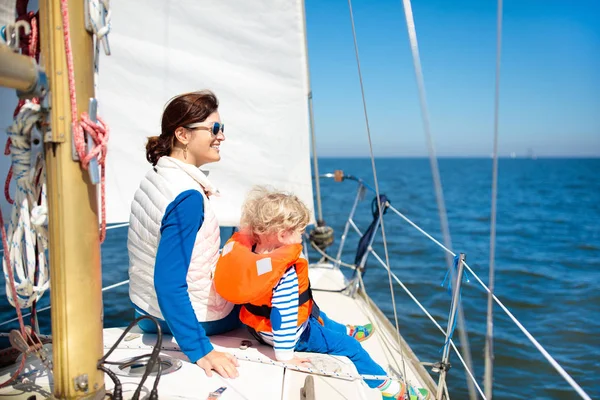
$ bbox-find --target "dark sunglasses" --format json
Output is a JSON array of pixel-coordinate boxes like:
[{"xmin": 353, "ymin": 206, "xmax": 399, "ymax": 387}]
[{"xmin": 185, "ymin": 121, "xmax": 225, "ymax": 136}]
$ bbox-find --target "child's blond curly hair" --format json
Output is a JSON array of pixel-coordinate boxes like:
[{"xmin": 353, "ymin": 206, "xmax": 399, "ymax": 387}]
[{"xmin": 240, "ymin": 186, "xmax": 311, "ymax": 241}]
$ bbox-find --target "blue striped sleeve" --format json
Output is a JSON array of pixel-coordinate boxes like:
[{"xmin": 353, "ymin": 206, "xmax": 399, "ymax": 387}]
[
  {"xmin": 154, "ymin": 190, "xmax": 213, "ymax": 363},
  {"xmin": 270, "ymin": 267, "xmax": 299, "ymax": 361}
]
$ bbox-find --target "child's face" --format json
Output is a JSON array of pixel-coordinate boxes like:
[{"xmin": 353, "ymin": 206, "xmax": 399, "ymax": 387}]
[{"xmin": 278, "ymin": 227, "xmax": 305, "ymax": 246}]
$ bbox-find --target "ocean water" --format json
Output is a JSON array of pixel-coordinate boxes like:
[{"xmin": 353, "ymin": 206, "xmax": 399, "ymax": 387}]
[{"xmin": 1, "ymin": 158, "xmax": 598, "ymax": 399}]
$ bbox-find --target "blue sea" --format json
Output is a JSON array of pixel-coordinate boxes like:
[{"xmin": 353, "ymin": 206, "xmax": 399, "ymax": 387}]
[{"xmin": 1, "ymin": 158, "xmax": 598, "ymax": 399}]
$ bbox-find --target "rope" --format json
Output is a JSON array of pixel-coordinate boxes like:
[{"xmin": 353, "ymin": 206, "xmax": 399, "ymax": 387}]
[
  {"xmin": 12, "ymin": 0, "xmax": 39, "ymax": 60},
  {"xmin": 0, "ymin": 354, "xmax": 26, "ymax": 388},
  {"xmin": 0, "ymin": 103, "xmax": 49, "ymax": 389},
  {"xmin": 3, "ymin": 102, "xmax": 49, "ymax": 309},
  {"xmin": 13, "ymin": 11, "xmax": 40, "ymax": 109},
  {"xmin": 345, "ymin": 0, "xmax": 409, "ymax": 389},
  {"xmin": 232, "ymin": 352, "xmax": 400, "ymax": 382},
  {"xmin": 0, "ymin": 104, "xmax": 44, "ymax": 390},
  {"xmin": 59, "ymin": 0, "xmax": 109, "ymax": 243},
  {"xmin": 4, "ymin": 140, "xmax": 14, "ymax": 205},
  {"xmin": 484, "ymin": 0, "xmax": 503, "ymax": 397}
]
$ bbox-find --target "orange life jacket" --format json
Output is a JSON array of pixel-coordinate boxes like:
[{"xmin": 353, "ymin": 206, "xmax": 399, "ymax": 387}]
[{"xmin": 214, "ymin": 232, "xmax": 319, "ymax": 333}]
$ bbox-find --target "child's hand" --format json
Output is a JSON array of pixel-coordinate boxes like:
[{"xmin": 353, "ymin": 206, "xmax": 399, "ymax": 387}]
[{"xmin": 286, "ymin": 356, "xmax": 311, "ymax": 367}]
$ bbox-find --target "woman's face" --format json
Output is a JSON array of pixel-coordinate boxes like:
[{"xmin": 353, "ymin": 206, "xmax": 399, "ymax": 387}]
[{"xmin": 181, "ymin": 111, "xmax": 225, "ymax": 167}]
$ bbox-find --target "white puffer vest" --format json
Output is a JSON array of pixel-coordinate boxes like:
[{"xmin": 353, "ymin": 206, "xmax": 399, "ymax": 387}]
[{"xmin": 127, "ymin": 156, "xmax": 234, "ymax": 322}]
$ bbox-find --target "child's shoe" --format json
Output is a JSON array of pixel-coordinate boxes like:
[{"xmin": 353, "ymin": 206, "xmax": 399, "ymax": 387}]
[
  {"xmin": 407, "ymin": 385, "xmax": 430, "ymax": 400},
  {"xmin": 379, "ymin": 380, "xmax": 404, "ymax": 399},
  {"xmin": 380, "ymin": 381, "xmax": 430, "ymax": 400},
  {"xmin": 347, "ymin": 323, "xmax": 375, "ymax": 342}
]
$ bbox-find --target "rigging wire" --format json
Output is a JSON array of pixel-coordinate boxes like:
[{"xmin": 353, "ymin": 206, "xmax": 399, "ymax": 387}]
[{"xmin": 345, "ymin": 0, "xmax": 409, "ymax": 389}]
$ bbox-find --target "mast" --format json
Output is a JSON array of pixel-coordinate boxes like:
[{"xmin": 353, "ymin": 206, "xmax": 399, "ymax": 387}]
[{"xmin": 38, "ymin": 0, "xmax": 105, "ymax": 397}]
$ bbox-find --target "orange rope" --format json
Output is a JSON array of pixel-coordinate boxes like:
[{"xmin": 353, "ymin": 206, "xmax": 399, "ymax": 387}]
[{"xmin": 60, "ymin": 0, "xmax": 109, "ymax": 242}]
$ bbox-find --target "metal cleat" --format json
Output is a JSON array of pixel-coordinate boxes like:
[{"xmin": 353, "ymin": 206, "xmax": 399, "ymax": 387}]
[
  {"xmin": 84, "ymin": 0, "xmax": 111, "ymax": 56},
  {"xmin": 86, "ymin": 98, "xmax": 100, "ymax": 185}
]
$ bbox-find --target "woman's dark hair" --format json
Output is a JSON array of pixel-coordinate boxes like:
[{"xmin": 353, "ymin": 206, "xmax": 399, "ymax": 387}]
[{"xmin": 146, "ymin": 90, "xmax": 219, "ymax": 166}]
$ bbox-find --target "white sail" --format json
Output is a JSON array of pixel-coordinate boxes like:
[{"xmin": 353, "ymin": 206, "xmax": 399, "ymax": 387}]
[
  {"xmin": 0, "ymin": 1, "xmax": 16, "ymax": 28},
  {"xmin": 99, "ymin": 0, "xmax": 315, "ymax": 226}
]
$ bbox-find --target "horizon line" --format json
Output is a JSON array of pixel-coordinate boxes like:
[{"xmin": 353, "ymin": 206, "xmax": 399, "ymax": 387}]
[{"xmin": 315, "ymin": 155, "xmax": 600, "ymax": 159}]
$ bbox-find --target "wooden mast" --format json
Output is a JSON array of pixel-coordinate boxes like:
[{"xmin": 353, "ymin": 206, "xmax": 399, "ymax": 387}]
[{"xmin": 38, "ymin": 0, "xmax": 105, "ymax": 398}]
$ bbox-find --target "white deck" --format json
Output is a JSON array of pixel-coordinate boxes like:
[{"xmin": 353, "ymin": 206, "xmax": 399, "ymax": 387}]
[{"xmin": 0, "ymin": 264, "xmax": 435, "ymax": 399}]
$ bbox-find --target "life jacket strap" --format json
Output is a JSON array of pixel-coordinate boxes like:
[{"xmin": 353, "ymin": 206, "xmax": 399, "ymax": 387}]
[{"xmin": 244, "ymin": 287, "xmax": 320, "ymax": 319}]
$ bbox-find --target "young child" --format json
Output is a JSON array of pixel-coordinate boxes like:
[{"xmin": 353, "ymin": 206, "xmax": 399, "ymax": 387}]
[{"xmin": 214, "ymin": 187, "xmax": 429, "ymax": 400}]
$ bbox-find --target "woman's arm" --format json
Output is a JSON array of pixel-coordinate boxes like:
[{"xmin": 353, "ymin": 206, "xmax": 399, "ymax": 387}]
[{"xmin": 154, "ymin": 190, "xmax": 213, "ymax": 362}]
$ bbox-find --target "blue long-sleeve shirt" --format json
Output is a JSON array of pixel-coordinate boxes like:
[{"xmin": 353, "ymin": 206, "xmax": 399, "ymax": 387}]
[{"xmin": 154, "ymin": 189, "xmax": 213, "ymax": 363}]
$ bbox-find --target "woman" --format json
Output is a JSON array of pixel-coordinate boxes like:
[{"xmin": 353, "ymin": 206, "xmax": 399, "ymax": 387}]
[{"xmin": 127, "ymin": 90, "xmax": 239, "ymax": 379}]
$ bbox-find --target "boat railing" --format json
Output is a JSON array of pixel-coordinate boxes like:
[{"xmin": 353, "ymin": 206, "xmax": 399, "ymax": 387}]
[{"xmin": 314, "ymin": 171, "xmax": 591, "ymax": 400}]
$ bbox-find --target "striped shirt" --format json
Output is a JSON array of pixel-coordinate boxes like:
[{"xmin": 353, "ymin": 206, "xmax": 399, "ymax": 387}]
[{"xmin": 258, "ymin": 266, "xmax": 307, "ymax": 361}]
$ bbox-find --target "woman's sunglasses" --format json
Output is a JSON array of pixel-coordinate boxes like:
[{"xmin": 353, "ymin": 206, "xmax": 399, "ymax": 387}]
[{"xmin": 185, "ymin": 121, "xmax": 225, "ymax": 136}]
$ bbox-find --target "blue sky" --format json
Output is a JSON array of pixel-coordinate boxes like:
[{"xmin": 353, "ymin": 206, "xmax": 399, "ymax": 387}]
[{"xmin": 304, "ymin": 0, "xmax": 600, "ymax": 157}]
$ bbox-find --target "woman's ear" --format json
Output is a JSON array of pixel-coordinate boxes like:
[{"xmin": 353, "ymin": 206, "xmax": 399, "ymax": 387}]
[{"xmin": 174, "ymin": 127, "xmax": 190, "ymax": 145}]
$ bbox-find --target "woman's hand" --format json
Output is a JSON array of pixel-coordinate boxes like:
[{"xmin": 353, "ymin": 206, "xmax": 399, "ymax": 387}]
[{"xmin": 196, "ymin": 350, "xmax": 239, "ymax": 378}]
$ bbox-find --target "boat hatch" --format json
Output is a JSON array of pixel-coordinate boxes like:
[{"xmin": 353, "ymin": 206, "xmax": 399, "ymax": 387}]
[{"xmin": 110, "ymin": 355, "xmax": 182, "ymax": 377}]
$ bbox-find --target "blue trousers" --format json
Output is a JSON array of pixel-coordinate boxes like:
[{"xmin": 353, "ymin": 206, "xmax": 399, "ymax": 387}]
[
  {"xmin": 296, "ymin": 312, "xmax": 386, "ymax": 388},
  {"xmin": 135, "ymin": 305, "xmax": 242, "ymax": 336}
]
